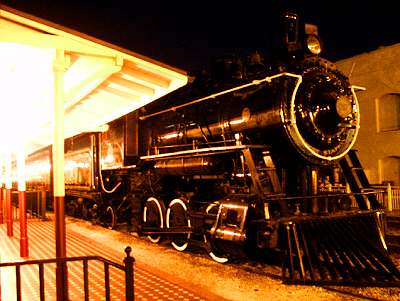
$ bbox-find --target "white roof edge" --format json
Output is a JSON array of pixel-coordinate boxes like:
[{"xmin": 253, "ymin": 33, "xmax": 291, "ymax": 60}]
[{"xmin": 0, "ymin": 5, "xmax": 188, "ymax": 81}]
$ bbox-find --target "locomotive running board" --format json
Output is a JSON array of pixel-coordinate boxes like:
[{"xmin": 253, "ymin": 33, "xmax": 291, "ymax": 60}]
[
  {"xmin": 281, "ymin": 211, "xmax": 400, "ymax": 286},
  {"xmin": 140, "ymin": 145, "xmax": 265, "ymax": 160}
]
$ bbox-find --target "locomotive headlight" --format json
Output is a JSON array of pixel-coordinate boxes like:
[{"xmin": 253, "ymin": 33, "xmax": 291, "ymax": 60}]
[
  {"xmin": 306, "ymin": 34, "xmax": 322, "ymax": 55},
  {"xmin": 335, "ymin": 96, "xmax": 353, "ymax": 118}
]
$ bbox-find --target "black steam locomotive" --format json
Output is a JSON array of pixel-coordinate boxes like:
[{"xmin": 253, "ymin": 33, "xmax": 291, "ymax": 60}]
[{"xmin": 26, "ymin": 13, "xmax": 400, "ymax": 284}]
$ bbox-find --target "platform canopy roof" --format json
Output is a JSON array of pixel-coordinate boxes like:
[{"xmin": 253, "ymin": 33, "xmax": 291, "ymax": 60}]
[{"xmin": 0, "ymin": 5, "xmax": 188, "ymax": 156}]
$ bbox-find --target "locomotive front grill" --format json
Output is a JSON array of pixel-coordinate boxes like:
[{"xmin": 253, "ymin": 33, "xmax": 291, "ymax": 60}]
[{"xmin": 281, "ymin": 211, "xmax": 400, "ymax": 286}]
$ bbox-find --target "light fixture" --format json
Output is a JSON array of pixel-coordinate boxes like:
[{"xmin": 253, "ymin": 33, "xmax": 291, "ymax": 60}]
[{"xmin": 306, "ymin": 34, "xmax": 322, "ymax": 55}]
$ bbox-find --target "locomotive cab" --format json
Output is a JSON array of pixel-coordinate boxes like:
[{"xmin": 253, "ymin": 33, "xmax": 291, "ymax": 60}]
[{"xmin": 275, "ymin": 12, "xmax": 323, "ymax": 63}]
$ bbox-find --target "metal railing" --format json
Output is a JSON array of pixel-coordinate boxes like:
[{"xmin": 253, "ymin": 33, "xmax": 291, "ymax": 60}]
[
  {"xmin": 373, "ymin": 184, "xmax": 400, "ymax": 211},
  {"xmin": 10, "ymin": 189, "xmax": 48, "ymax": 220},
  {"xmin": 0, "ymin": 246, "xmax": 135, "ymax": 301}
]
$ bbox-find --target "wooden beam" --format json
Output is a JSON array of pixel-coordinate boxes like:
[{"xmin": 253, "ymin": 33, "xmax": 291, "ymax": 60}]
[
  {"xmin": 101, "ymin": 85, "xmax": 141, "ymax": 101},
  {"xmin": 107, "ymin": 76, "xmax": 155, "ymax": 96},
  {"xmin": 64, "ymin": 62, "xmax": 122, "ymax": 111},
  {"xmin": 122, "ymin": 61, "xmax": 171, "ymax": 88}
]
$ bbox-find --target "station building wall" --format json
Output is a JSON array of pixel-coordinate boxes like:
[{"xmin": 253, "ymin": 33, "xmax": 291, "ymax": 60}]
[{"xmin": 336, "ymin": 44, "xmax": 400, "ymax": 185}]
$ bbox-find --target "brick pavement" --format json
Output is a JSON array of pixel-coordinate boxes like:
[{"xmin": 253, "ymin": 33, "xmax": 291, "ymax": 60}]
[{"xmin": 0, "ymin": 219, "xmax": 224, "ymax": 301}]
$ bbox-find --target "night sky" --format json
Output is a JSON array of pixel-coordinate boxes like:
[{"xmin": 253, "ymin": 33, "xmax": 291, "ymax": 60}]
[{"xmin": 2, "ymin": 1, "xmax": 399, "ymax": 73}]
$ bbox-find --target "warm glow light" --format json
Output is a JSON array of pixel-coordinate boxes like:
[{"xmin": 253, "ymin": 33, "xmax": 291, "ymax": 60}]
[
  {"xmin": 65, "ymin": 160, "xmax": 89, "ymax": 171},
  {"xmin": 17, "ymin": 140, "xmax": 26, "ymax": 191},
  {"xmin": 229, "ymin": 118, "xmax": 245, "ymax": 126},
  {"xmin": 0, "ymin": 41, "xmax": 185, "ymax": 157},
  {"xmin": 5, "ymin": 151, "xmax": 12, "ymax": 189},
  {"xmin": 0, "ymin": 8, "xmax": 187, "ymax": 162},
  {"xmin": 0, "ymin": 156, "xmax": 3, "ymax": 187},
  {"xmin": 104, "ymin": 154, "xmax": 114, "ymax": 164},
  {"xmin": 0, "ymin": 42, "xmax": 55, "ymax": 155},
  {"xmin": 26, "ymin": 161, "xmax": 51, "ymax": 181},
  {"xmin": 161, "ymin": 132, "xmax": 183, "ymax": 140}
]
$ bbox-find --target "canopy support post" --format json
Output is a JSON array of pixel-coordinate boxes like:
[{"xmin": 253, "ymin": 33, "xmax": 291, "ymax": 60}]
[
  {"xmin": 5, "ymin": 151, "xmax": 12, "ymax": 237},
  {"xmin": 53, "ymin": 48, "xmax": 68, "ymax": 301},
  {"xmin": 0, "ymin": 158, "xmax": 3, "ymax": 225},
  {"xmin": 17, "ymin": 141, "xmax": 28, "ymax": 258}
]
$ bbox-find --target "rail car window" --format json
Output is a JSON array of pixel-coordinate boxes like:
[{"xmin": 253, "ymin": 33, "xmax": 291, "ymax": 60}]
[
  {"xmin": 101, "ymin": 118, "xmax": 124, "ymax": 169},
  {"xmin": 377, "ymin": 93, "xmax": 400, "ymax": 132},
  {"xmin": 65, "ymin": 150, "xmax": 93, "ymax": 187},
  {"xmin": 25, "ymin": 156, "xmax": 51, "ymax": 190}
]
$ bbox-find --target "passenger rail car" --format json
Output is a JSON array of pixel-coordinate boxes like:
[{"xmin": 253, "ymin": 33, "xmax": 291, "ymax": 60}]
[{"xmin": 25, "ymin": 13, "xmax": 400, "ymax": 285}]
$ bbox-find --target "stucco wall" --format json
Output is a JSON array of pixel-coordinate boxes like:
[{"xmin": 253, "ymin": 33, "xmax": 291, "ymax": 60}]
[{"xmin": 336, "ymin": 44, "xmax": 400, "ymax": 184}]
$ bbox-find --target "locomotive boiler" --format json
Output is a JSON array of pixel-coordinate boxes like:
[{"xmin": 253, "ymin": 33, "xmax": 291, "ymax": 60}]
[{"xmin": 25, "ymin": 12, "xmax": 400, "ymax": 285}]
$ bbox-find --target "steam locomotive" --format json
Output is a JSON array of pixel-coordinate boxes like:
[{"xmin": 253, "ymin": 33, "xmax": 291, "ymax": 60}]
[{"xmin": 26, "ymin": 13, "xmax": 400, "ymax": 284}]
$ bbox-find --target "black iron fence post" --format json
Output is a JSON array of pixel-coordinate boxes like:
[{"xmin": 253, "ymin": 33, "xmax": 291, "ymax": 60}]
[{"xmin": 123, "ymin": 246, "xmax": 135, "ymax": 301}]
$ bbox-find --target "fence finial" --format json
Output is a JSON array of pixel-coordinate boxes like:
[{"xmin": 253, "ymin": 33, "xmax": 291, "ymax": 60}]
[
  {"xmin": 123, "ymin": 246, "xmax": 134, "ymax": 301},
  {"xmin": 124, "ymin": 246, "xmax": 132, "ymax": 257}
]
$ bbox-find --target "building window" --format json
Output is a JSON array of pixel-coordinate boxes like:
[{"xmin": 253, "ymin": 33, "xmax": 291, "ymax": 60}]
[
  {"xmin": 380, "ymin": 156, "xmax": 400, "ymax": 185},
  {"xmin": 377, "ymin": 93, "xmax": 400, "ymax": 132}
]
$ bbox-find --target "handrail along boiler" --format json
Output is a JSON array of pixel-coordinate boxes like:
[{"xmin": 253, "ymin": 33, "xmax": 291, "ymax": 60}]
[{"xmin": 26, "ymin": 13, "xmax": 400, "ymax": 284}]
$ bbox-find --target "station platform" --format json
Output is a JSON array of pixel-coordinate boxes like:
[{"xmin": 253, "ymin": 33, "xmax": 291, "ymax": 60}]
[{"xmin": 0, "ymin": 218, "xmax": 225, "ymax": 301}]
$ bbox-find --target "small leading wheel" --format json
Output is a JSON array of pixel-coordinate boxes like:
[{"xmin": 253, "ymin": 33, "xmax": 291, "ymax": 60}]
[
  {"xmin": 104, "ymin": 206, "xmax": 116, "ymax": 230},
  {"xmin": 204, "ymin": 202, "xmax": 229, "ymax": 263},
  {"xmin": 142, "ymin": 197, "xmax": 166, "ymax": 243},
  {"xmin": 166, "ymin": 198, "xmax": 191, "ymax": 251},
  {"xmin": 203, "ymin": 234, "xmax": 229, "ymax": 263}
]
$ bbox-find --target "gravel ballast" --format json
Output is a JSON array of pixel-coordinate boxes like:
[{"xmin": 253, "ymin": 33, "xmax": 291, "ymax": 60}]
[{"xmin": 66, "ymin": 217, "xmax": 400, "ymax": 301}]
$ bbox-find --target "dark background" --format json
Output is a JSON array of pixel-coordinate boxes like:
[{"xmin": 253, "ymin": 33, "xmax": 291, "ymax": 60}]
[{"xmin": 2, "ymin": 1, "xmax": 399, "ymax": 73}]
